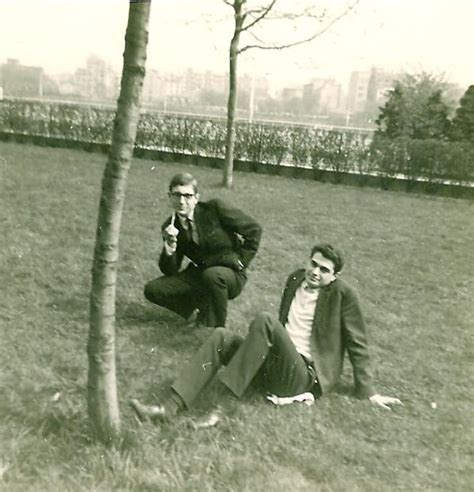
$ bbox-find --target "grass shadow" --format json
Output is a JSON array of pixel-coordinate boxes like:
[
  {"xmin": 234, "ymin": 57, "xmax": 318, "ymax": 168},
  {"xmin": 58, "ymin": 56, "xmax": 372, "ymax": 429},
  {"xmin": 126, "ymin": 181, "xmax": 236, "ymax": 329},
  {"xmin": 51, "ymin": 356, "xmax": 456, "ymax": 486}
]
[{"xmin": 117, "ymin": 300, "xmax": 176, "ymax": 325}]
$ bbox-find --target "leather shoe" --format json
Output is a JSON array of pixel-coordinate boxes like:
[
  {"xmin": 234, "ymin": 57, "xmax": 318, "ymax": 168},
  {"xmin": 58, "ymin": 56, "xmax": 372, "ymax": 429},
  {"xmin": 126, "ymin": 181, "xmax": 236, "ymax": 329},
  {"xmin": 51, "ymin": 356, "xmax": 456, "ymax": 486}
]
[{"xmin": 129, "ymin": 398, "xmax": 167, "ymax": 422}]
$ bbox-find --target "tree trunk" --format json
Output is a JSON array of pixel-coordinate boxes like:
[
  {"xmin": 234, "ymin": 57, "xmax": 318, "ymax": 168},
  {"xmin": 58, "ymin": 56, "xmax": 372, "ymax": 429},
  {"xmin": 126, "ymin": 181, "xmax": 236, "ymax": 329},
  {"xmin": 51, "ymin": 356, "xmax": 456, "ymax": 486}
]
[
  {"xmin": 87, "ymin": 0, "xmax": 151, "ymax": 442},
  {"xmin": 223, "ymin": 0, "xmax": 245, "ymax": 189}
]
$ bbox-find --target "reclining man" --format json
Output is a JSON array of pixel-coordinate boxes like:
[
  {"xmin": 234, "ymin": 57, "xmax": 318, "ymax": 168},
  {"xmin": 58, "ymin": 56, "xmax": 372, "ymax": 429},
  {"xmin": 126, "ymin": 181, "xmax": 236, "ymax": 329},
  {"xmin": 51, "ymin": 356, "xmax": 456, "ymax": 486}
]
[
  {"xmin": 133, "ymin": 243, "xmax": 401, "ymax": 420},
  {"xmin": 144, "ymin": 172, "xmax": 262, "ymax": 328}
]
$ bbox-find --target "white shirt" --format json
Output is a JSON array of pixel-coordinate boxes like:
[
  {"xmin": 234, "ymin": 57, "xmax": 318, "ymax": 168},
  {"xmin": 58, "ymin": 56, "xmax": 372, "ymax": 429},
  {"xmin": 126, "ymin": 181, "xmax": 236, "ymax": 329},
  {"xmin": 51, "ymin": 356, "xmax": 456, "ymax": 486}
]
[{"xmin": 285, "ymin": 283, "xmax": 319, "ymax": 360}]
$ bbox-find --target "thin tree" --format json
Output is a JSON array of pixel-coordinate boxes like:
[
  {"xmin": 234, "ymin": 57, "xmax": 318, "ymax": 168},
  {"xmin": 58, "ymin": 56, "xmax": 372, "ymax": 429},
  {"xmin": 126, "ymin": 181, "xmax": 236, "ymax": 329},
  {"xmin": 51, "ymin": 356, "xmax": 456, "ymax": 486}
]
[
  {"xmin": 87, "ymin": 0, "xmax": 152, "ymax": 442},
  {"xmin": 221, "ymin": 0, "xmax": 359, "ymax": 189}
]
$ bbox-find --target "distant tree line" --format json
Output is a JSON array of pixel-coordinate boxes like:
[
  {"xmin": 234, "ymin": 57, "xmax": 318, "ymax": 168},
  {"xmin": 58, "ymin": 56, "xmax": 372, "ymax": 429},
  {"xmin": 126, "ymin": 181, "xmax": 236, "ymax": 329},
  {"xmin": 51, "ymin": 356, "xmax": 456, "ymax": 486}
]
[{"xmin": 1, "ymin": 91, "xmax": 473, "ymax": 185}]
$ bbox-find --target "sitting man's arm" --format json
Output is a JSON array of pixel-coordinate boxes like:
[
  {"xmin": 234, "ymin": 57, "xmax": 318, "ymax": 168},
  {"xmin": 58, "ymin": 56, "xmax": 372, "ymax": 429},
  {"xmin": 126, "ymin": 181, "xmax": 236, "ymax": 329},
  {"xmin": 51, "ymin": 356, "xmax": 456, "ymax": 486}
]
[
  {"xmin": 342, "ymin": 286, "xmax": 402, "ymax": 409},
  {"xmin": 341, "ymin": 286, "xmax": 375, "ymax": 399}
]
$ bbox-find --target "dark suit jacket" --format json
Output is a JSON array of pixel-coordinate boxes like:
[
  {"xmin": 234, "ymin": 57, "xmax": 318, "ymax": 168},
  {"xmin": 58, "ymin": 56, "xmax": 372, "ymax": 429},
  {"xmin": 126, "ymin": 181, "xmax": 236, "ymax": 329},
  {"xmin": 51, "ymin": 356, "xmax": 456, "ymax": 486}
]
[
  {"xmin": 279, "ymin": 270, "xmax": 374, "ymax": 398},
  {"xmin": 159, "ymin": 199, "xmax": 262, "ymax": 276}
]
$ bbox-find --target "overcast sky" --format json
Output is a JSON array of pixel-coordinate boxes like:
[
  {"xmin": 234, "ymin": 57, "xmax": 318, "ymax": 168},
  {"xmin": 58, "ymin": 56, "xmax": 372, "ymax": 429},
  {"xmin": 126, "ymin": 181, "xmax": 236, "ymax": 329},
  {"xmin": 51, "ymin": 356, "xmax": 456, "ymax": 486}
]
[{"xmin": 0, "ymin": 0, "xmax": 472, "ymax": 90}]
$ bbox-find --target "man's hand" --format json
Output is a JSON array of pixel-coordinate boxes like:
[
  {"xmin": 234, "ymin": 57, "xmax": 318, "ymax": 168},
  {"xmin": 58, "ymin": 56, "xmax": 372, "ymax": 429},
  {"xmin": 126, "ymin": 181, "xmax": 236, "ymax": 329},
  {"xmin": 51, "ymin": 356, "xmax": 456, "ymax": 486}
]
[
  {"xmin": 163, "ymin": 223, "xmax": 179, "ymax": 251},
  {"xmin": 369, "ymin": 394, "xmax": 403, "ymax": 410}
]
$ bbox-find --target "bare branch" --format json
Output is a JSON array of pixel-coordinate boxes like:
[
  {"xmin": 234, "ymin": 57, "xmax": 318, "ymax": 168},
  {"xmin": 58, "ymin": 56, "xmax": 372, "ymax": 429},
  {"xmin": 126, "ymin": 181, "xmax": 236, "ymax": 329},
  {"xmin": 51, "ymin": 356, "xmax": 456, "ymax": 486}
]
[
  {"xmin": 243, "ymin": 4, "xmax": 275, "ymax": 17},
  {"xmin": 241, "ymin": 0, "xmax": 277, "ymax": 32},
  {"xmin": 239, "ymin": 0, "xmax": 360, "ymax": 54},
  {"xmin": 246, "ymin": 28, "xmax": 267, "ymax": 45},
  {"xmin": 243, "ymin": 4, "xmax": 273, "ymax": 15},
  {"xmin": 267, "ymin": 6, "xmax": 327, "ymax": 21},
  {"xmin": 221, "ymin": 0, "xmax": 235, "ymax": 7}
]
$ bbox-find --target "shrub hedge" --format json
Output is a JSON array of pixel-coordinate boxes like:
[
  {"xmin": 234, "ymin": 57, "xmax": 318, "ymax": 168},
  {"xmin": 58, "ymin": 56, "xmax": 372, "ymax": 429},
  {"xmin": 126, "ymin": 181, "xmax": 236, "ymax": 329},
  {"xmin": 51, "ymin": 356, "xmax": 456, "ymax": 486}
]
[
  {"xmin": 1, "ymin": 99, "xmax": 472, "ymax": 184},
  {"xmin": 370, "ymin": 136, "xmax": 474, "ymax": 183}
]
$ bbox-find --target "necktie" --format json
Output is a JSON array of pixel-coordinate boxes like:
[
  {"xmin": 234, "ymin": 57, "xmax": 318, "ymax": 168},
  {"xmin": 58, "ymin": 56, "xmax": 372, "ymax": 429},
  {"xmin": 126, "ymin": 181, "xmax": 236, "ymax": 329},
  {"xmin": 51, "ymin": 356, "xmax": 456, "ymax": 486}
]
[{"xmin": 187, "ymin": 218, "xmax": 198, "ymax": 244}]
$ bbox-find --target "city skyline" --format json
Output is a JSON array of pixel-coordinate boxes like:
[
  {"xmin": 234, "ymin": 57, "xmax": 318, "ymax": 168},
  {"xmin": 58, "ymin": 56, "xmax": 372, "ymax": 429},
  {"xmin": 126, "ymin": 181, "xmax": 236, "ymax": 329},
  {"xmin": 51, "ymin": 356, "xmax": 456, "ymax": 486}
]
[{"xmin": 0, "ymin": 0, "xmax": 472, "ymax": 93}]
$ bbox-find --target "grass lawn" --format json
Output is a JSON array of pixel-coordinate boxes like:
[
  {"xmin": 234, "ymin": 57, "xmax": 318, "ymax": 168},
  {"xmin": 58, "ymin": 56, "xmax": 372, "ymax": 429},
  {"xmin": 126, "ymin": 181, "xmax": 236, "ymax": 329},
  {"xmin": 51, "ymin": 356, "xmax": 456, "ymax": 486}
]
[{"xmin": 1, "ymin": 141, "xmax": 473, "ymax": 491}]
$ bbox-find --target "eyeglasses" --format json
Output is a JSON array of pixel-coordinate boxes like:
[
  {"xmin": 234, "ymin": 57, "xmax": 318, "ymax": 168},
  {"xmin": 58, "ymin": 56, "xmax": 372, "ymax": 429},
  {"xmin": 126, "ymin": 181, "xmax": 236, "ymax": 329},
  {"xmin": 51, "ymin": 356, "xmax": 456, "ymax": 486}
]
[{"xmin": 169, "ymin": 191, "xmax": 196, "ymax": 200}]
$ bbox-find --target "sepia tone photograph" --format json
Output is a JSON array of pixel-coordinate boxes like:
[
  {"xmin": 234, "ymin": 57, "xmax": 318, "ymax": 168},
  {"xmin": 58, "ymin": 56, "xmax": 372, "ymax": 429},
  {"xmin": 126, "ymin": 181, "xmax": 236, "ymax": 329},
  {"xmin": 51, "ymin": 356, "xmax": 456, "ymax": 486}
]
[{"xmin": 1, "ymin": 0, "xmax": 472, "ymax": 490}]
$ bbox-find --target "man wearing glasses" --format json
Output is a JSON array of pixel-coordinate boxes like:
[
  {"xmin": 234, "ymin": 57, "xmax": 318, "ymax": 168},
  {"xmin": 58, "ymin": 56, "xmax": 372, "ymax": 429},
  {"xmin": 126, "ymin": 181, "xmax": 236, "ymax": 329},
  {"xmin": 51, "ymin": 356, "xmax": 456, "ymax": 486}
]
[
  {"xmin": 132, "ymin": 243, "xmax": 402, "ymax": 423},
  {"xmin": 144, "ymin": 172, "xmax": 262, "ymax": 328}
]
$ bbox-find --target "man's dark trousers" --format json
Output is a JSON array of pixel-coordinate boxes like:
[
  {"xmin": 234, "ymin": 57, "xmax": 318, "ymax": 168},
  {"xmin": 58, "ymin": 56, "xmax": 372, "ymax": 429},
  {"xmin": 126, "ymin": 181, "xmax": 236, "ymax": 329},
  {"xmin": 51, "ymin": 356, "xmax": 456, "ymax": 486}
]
[
  {"xmin": 144, "ymin": 265, "xmax": 246, "ymax": 327},
  {"xmin": 171, "ymin": 312, "xmax": 315, "ymax": 409}
]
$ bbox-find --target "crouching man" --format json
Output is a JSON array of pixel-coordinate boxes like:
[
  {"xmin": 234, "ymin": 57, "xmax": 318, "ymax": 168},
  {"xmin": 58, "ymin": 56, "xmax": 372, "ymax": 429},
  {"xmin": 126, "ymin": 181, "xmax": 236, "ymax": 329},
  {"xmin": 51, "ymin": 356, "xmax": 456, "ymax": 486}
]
[
  {"xmin": 144, "ymin": 172, "xmax": 262, "ymax": 328},
  {"xmin": 132, "ymin": 243, "xmax": 401, "ymax": 420}
]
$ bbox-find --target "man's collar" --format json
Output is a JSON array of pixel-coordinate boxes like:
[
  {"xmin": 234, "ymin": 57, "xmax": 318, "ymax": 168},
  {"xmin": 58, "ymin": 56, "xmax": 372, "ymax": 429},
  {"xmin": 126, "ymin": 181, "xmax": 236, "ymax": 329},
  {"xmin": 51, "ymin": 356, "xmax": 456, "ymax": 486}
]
[
  {"xmin": 302, "ymin": 281, "xmax": 320, "ymax": 294},
  {"xmin": 301, "ymin": 278, "xmax": 338, "ymax": 292},
  {"xmin": 177, "ymin": 210, "xmax": 195, "ymax": 222}
]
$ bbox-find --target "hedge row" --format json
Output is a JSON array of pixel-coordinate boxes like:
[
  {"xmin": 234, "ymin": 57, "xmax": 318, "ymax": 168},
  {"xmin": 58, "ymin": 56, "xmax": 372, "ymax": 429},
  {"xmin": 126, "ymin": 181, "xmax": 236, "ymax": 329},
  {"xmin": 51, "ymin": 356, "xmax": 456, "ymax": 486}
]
[
  {"xmin": 1, "ymin": 99, "xmax": 472, "ymax": 183},
  {"xmin": 371, "ymin": 136, "xmax": 474, "ymax": 183}
]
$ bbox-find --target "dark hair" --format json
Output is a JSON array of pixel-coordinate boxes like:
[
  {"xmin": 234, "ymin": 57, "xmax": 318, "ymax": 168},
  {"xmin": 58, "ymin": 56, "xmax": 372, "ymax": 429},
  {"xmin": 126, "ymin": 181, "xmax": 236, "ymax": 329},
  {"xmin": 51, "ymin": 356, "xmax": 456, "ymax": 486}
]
[
  {"xmin": 310, "ymin": 244, "xmax": 344, "ymax": 273},
  {"xmin": 168, "ymin": 173, "xmax": 199, "ymax": 193}
]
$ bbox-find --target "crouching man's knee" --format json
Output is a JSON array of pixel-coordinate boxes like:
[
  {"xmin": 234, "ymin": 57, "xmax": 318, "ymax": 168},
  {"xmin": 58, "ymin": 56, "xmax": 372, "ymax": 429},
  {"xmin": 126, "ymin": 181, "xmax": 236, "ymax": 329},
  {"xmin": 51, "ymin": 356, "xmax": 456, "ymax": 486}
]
[
  {"xmin": 144, "ymin": 281, "xmax": 154, "ymax": 302},
  {"xmin": 144, "ymin": 279, "xmax": 163, "ymax": 304}
]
